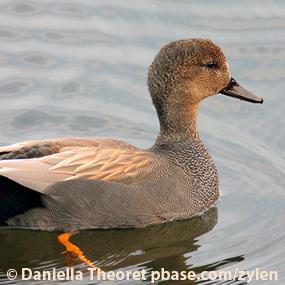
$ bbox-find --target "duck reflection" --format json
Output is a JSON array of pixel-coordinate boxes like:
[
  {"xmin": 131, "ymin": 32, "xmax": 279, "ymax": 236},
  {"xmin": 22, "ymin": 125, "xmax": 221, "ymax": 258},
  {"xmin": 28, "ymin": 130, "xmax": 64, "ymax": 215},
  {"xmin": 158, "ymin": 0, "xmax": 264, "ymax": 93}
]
[
  {"xmin": 59, "ymin": 207, "xmax": 218, "ymax": 272},
  {"xmin": 1, "ymin": 207, "xmax": 231, "ymax": 284}
]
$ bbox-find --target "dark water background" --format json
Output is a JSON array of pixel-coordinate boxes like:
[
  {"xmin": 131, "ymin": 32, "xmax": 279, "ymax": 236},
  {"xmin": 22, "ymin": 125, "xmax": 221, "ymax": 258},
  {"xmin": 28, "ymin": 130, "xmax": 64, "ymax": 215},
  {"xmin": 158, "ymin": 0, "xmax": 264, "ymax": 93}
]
[{"xmin": 0, "ymin": 0, "xmax": 284, "ymax": 284}]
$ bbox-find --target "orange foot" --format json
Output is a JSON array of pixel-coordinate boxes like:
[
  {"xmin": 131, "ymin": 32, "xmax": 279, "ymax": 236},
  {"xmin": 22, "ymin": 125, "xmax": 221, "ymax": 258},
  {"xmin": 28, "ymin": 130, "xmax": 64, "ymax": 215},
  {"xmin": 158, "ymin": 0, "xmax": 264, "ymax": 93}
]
[{"xmin": 57, "ymin": 232, "xmax": 103, "ymax": 272}]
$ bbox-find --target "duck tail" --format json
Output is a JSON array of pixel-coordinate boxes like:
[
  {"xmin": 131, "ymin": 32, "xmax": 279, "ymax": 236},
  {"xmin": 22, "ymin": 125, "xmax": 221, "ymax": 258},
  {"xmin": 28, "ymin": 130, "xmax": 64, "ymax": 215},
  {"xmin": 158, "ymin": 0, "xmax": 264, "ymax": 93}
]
[{"xmin": 0, "ymin": 176, "xmax": 43, "ymax": 224}]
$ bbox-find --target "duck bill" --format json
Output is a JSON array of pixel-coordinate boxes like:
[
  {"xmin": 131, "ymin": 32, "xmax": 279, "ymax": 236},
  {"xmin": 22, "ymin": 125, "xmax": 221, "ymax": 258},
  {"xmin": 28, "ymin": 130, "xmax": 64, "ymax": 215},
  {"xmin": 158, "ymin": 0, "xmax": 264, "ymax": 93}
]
[{"xmin": 219, "ymin": 77, "xmax": 263, "ymax": 104}]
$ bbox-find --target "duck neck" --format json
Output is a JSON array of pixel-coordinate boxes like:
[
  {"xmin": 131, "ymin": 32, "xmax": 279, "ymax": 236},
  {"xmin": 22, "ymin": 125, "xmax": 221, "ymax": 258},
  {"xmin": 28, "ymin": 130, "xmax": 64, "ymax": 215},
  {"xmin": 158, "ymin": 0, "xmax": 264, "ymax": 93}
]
[{"xmin": 154, "ymin": 99, "xmax": 200, "ymax": 146}]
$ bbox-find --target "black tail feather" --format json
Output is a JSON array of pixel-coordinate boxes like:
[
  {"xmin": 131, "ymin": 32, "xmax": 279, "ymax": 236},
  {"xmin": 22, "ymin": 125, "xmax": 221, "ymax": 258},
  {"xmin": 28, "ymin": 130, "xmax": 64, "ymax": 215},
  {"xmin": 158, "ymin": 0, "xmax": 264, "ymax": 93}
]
[{"xmin": 0, "ymin": 176, "xmax": 43, "ymax": 224}]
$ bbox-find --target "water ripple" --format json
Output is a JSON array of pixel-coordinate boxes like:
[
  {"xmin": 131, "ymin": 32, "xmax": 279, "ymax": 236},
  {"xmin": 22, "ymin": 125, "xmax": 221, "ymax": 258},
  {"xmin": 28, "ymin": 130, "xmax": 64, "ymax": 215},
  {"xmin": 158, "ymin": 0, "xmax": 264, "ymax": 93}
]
[
  {"xmin": 50, "ymin": 4, "xmax": 89, "ymax": 17},
  {"xmin": 19, "ymin": 52, "xmax": 58, "ymax": 67},
  {"xmin": 0, "ymin": 79, "xmax": 33, "ymax": 96},
  {"xmin": 5, "ymin": 1, "xmax": 42, "ymax": 16},
  {"xmin": 0, "ymin": 27, "xmax": 25, "ymax": 40}
]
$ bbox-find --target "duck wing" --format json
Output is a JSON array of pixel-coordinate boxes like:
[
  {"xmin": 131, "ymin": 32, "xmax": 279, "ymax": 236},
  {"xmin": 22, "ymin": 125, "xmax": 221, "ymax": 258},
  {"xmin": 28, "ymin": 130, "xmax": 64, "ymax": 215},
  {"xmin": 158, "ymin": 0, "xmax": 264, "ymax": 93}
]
[
  {"xmin": 0, "ymin": 137, "xmax": 129, "ymax": 159},
  {"xmin": 0, "ymin": 139, "xmax": 153, "ymax": 193}
]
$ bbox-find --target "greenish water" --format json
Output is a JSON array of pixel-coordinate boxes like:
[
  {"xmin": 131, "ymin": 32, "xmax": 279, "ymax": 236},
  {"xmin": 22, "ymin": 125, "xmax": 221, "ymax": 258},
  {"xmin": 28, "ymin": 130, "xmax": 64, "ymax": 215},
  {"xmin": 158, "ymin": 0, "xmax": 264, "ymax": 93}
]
[{"xmin": 0, "ymin": 0, "xmax": 284, "ymax": 284}]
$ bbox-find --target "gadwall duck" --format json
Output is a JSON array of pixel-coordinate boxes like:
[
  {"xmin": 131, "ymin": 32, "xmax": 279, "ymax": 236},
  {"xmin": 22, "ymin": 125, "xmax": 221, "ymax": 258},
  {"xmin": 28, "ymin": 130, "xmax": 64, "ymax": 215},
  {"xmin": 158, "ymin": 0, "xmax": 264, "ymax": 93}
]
[{"xmin": 0, "ymin": 39, "xmax": 263, "ymax": 231}]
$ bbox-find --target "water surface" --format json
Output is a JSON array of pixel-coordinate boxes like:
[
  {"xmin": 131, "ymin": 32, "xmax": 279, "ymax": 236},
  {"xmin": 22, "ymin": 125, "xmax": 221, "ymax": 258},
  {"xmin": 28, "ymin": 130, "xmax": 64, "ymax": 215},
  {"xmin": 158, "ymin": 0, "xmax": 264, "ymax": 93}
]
[{"xmin": 0, "ymin": 0, "xmax": 284, "ymax": 284}]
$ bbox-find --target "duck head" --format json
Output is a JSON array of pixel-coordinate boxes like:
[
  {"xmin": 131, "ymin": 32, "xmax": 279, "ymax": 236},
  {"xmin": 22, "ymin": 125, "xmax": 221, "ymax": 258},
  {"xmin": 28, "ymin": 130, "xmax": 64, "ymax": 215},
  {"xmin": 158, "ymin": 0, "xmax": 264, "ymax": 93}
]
[{"xmin": 148, "ymin": 39, "xmax": 263, "ymax": 141}]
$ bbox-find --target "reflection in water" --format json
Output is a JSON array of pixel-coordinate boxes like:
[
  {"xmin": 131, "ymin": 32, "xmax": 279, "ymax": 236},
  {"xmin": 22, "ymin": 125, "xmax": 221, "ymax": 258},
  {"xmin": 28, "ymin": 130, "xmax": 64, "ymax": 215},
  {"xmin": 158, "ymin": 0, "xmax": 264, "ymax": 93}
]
[
  {"xmin": 58, "ymin": 232, "xmax": 100, "ymax": 270},
  {"xmin": 1, "ymin": 208, "xmax": 230, "ymax": 284},
  {"xmin": 60, "ymin": 207, "xmax": 218, "ymax": 271}
]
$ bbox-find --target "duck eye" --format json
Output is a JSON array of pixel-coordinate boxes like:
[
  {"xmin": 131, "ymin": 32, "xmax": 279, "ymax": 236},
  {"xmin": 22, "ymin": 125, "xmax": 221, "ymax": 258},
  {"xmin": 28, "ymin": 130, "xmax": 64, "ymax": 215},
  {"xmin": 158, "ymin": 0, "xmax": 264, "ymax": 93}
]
[{"xmin": 205, "ymin": 62, "xmax": 218, "ymax": 69}]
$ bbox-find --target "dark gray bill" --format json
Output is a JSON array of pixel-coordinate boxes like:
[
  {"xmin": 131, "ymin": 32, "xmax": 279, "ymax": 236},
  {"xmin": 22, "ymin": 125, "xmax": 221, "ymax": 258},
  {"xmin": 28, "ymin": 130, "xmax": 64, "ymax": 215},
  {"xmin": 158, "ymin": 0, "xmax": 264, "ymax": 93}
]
[{"xmin": 219, "ymin": 77, "xmax": 263, "ymax": 104}]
